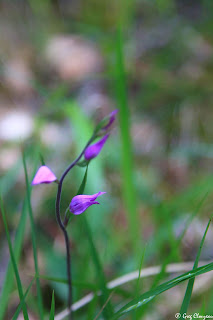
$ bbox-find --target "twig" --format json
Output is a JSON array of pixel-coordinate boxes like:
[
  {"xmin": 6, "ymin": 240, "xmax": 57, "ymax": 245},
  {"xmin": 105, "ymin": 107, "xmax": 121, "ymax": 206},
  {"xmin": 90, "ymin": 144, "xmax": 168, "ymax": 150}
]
[{"xmin": 94, "ymin": 291, "xmax": 114, "ymax": 320}]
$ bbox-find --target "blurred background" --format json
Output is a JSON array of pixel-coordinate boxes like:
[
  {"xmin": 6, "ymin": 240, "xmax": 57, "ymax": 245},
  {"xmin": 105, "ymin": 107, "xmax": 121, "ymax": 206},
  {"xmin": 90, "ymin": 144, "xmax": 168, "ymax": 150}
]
[{"xmin": 1, "ymin": 0, "xmax": 213, "ymax": 319}]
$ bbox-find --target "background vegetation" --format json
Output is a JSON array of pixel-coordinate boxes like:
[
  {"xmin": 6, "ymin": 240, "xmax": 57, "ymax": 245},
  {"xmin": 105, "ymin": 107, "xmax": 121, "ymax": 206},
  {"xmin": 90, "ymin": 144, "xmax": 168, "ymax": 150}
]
[{"xmin": 1, "ymin": 0, "xmax": 213, "ymax": 319}]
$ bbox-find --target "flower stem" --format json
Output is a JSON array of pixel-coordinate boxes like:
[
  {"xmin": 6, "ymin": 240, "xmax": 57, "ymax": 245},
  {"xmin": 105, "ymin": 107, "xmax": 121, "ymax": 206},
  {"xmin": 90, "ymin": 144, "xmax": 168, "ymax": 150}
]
[{"xmin": 55, "ymin": 136, "xmax": 94, "ymax": 319}]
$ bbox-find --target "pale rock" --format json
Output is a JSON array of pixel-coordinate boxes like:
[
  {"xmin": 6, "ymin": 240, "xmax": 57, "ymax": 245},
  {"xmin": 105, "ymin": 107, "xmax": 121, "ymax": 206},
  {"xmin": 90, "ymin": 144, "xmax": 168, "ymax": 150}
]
[
  {"xmin": 40, "ymin": 122, "xmax": 70, "ymax": 148},
  {"xmin": 45, "ymin": 35, "xmax": 103, "ymax": 82},
  {"xmin": 3, "ymin": 57, "xmax": 33, "ymax": 95},
  {"xmin": 0, "ymin": 110, "xmax": 34, "ymax": 141}
]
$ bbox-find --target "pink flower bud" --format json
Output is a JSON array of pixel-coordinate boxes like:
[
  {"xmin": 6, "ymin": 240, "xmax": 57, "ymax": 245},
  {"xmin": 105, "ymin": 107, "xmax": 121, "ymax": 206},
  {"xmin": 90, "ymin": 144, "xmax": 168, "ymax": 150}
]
[{"xmin": 31, "ymin": 166, "xmax": 57, "ymax": 185}]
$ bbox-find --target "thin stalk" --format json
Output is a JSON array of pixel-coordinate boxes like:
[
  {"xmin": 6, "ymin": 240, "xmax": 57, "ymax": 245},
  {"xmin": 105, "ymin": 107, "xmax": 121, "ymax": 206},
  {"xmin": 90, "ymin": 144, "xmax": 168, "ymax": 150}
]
[
  {"xmin": 115, "ymin": 25, "xmax": 139, "ymax": 259},
  {"xmin": 55, "ymin": 136, "xmax": 94, "ymax": 319},
  {"xmin": 22, "ymin": 153, "xmax": 44, "ymax": 320}
]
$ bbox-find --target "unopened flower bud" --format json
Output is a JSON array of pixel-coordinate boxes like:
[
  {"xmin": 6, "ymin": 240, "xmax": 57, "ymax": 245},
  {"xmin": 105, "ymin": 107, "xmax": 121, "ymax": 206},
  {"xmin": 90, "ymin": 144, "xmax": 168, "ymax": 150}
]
[
  {"xmin": 84, "ymin": 134, "xmax": 109, "ymax": 161},
  {"xmin": 94, "ymin": 109, "xmax": 118, "ymax": 136}
]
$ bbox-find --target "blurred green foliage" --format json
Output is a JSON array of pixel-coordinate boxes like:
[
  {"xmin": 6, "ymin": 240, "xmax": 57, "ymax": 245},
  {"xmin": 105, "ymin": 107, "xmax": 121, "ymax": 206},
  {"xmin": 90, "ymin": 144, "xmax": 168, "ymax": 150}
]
[{"xmin": 1, "ymin": 0, "xmax": 213, "ymax": 319}]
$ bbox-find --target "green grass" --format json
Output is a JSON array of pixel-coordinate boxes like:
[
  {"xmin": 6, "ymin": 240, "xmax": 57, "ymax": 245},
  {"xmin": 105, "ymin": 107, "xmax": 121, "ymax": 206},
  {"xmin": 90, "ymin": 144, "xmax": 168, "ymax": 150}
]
[
  {"xmin": 0, "ymin": 150, "xmax": 39, "ymax": 320},
  {"xmin": 180, "ymin": 218, "xmax": 212, "ymax": 318},
  {"xmin": 0, "ymin": 197, "xmax": 29, "ymax": 320},
  {"xmin": 49, "ymin": 291, "xmax": 55, "ymax": 320},
  {"xmin": 77, "ymin": 166, "xmax": 114, "ymax": 319},
  {"xmin": 151, "ymin": 191, "xmax": 209, "ymax": 289},
  {"xmin": 114, "ymin": 25, "xmax": 140, "ymax": 259},
  {"xmin": 22, "ymin": 152, "xmax": 44, "ymax": 320},
  {"xmin": 133, "ymin": 245, "xmax": 147, "ymax": 320},
  {"xmin": 12, "ymin": 278, "xmax": 35, "ymax": 320},
  {"xmin": 0, "ymin": 197, "xmax": 28, "ymax": 320},
  {"xmin": 112, "ymin": 262, "xmax": 213, "ymax": 319}
]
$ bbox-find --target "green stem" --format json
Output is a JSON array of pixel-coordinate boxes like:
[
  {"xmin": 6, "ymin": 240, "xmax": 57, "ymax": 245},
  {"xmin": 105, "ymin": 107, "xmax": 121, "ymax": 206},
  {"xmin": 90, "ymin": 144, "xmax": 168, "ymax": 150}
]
[{"xmin": 115, "ymin": 25, "xmax": 139, "ymax": 258}]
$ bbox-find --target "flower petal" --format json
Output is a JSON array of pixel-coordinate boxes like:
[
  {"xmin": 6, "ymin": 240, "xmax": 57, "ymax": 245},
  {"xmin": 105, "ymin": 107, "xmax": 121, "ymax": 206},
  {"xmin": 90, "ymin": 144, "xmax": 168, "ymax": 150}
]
[
  {"xmin": 72, "ymin": 192, "xmax": 106, "ymax": 203},
  {"xmin": 31, "ymin": 166, "xmax": 57, "ymax": 185},
  {"xmin": 84, "ymin": 134, "xmax": 109, "ymax": 160}
]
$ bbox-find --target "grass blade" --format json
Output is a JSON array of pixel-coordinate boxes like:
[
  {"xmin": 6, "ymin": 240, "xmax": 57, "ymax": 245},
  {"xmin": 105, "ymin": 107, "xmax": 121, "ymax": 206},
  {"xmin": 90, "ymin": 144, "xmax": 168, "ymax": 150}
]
[
  {"xmin": 77, "ymin": 166, "xmax": 113, "ymax": 318},
  {"xmin": 38, "ymin": 274, "xmax": 97, "ymax": 290},
  {"xmin": 0, "ymin": 152, "xmax": 39, "ymax": 320},
  {"xmin": 180, "ymin": 218, "xmax": 212, "ymax": 317},
  {"xmin": 138, "ymin": 195, "xmax": 209, "ymax": 320},
  {"xmin": 22, "ymin": 152, "xmax": 44, "ymax": 320},
  {"xmin": 94, "ymin": 291, "xmax": 114, "ymax": 320},
  {"xmin": 134, "ymin": 246, "xmax": 147, "ymax": 320},
  {"xmin": 12, "ymin": 278, "xmax": 35, "ymax": 320},
  {"xmin": 151, "ymin": 192, "xmax": 209, "ymax": 289},
  {"xmin": 81, "ymin": 215, "xmax": 114, "ymax": 319},
  {"xmin": 114, "ymin": 25, "xmax": 139, "ymax": 257},
  {"xmin": 0, "ymin": 197, "xmax": 29, "ymax": 320},
  {"xmin": 0, "ymin": 198, "xmax": 28, "ymax": 319},
  {"xmin": 49, "ymin": 291, "xmax": 55, "ymax": 320},
  {"xmin": 112, "ymin": 262, "xmax": 213, "ymax": 319},
  {"xmin": 76, "ymin": 165, "xmax": 88, "ymax": 195}
]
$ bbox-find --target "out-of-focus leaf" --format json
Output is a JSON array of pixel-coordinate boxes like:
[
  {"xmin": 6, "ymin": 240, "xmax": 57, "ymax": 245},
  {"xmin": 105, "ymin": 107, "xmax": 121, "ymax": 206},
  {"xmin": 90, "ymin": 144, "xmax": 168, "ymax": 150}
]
[
  {"xmin": 49, "ymin": 291, "xmax": 55, "ymax": 320},
  {"xmin": 112, "ymin": 262, "xmax": 213, "ymax": 319},
  {"xmin": 180, "ymin": 218, "xmax": 211, "ymax": 317},
  {"xmin": 23, "ymin": 152, "xmax": 44, "ymax": 320},
  {"xmin": 12, "ymin": 278, "xmax": 35, "ymax": 320},
  {"xmin": 0, "ymin": 197, "xmax": 29, "ymax": 320}
]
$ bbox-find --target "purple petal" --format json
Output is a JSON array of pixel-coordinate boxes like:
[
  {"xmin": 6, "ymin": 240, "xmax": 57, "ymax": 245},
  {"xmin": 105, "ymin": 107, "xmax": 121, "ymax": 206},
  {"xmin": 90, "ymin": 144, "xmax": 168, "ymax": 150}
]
[
  {"xmin": 70, "ymin": 201, "xmax": 98, "ymax": 215},
  {"xmin": 31, "ymin": 166, "xmax": 57, "ymax": 185},
  {"xmin": 69, "ymin": 192, "xmax": 106, "ymax": 215},
  {"xmin": 102, "ymin": 109, "xmax": 119, "ymax": 130},
  {"xmin": 90, "ymin": 191, "xmax": 106, "ymax": 199},
  {"xmin": 71, "ymin": 192, "xmax": 106, "ymax": 203},
  {"xmin": 84, "ymin": 134, "xmax": 109, "ymax": 160}
]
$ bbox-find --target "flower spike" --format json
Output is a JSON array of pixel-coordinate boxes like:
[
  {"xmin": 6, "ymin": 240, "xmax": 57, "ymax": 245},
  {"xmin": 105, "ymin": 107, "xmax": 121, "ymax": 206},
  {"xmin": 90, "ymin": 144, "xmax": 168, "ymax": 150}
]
[
  {"xmin": 69, "ymin": 192, "xmax": 106, "ymax": 215},
  {"xmin": 84, "ymin": 134, "xmax": 109, "ymax": 161},
  {"xmin": 31, "ymin": 165, "xmax": 57, "ymax": 185}
]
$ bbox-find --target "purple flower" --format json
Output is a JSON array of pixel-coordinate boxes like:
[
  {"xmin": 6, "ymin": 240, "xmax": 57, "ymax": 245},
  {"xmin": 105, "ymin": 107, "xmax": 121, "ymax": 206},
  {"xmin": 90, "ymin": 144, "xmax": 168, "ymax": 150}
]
[
  {"xmin": 69, "ymin": 192, "xmax": 106, "ymax": 215},
  {"xmin": 102, "ymin": 109, "xmax": 118, "ymax": 130},
  {"xmin": 31, "ymin": 166, "xmax": 57, "ymax": 185},
  {"xmin": 84, "ymin": 134, "xmax": 109, "ymax": 160}
]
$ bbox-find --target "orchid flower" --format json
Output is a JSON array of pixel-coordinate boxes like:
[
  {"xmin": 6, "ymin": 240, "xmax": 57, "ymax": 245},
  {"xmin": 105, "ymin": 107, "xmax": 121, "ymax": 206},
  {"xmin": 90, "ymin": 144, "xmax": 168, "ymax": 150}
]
[
  {"xmin": 31, "ymin": 165, "xmax": 57, "ymax": 185},
  {"xmin": 69, "ymin": 192, "xmax": 106, "ymax": 215}
]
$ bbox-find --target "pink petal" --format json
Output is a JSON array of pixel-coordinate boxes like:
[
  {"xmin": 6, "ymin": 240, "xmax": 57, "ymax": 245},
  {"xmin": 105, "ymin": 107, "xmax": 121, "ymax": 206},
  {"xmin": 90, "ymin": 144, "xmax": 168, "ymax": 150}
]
[{"xmin": 31, "ymin": 166, "xmax": 57, "ymax": 185}]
